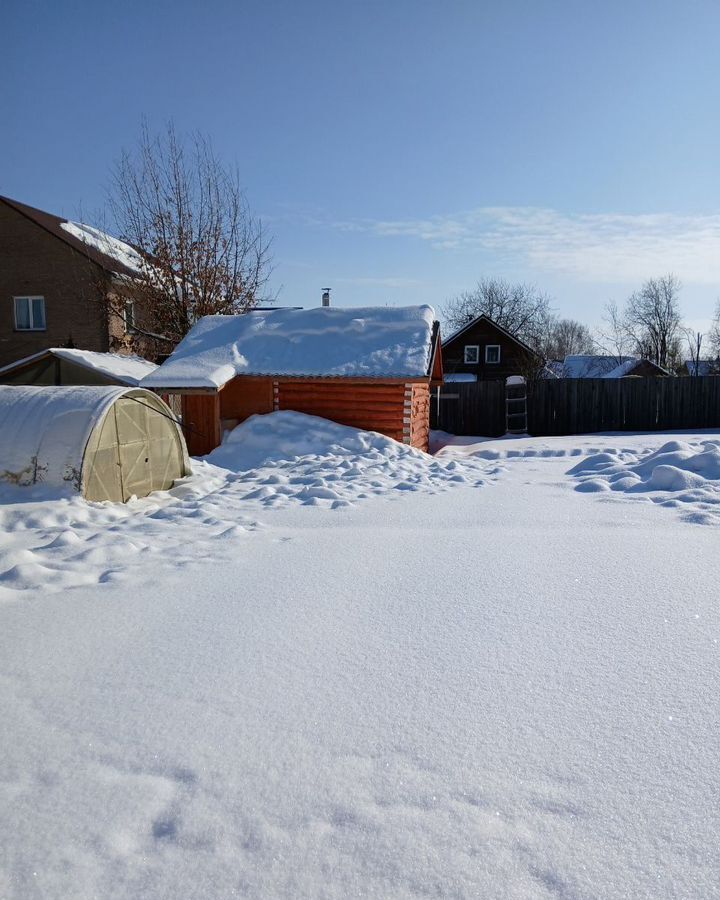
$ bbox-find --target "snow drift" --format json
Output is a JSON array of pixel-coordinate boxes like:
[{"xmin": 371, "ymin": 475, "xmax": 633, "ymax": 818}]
[{"xmin": 569, "ymin": 438, "xmax": 720, "ymax": 523}]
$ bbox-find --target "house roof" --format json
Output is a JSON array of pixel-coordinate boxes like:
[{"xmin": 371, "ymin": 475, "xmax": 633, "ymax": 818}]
[
  {"xmin": 0, "ymin": 348, "xmax": 157, "ymax": 386},
  {"xmin": 443, "ymin": 314, "xmax": 539, "ymax": 357},
  {"xmin": 142, "ymin": 305, "xmax": 439, "ymax": 390},
  {"xmin": 562, "ymin": 355, "xmax": 669, "ymax": 378},
  {"xmin": 0, "ymin": 194, "xmax": 143, "ymax": 279},
  {"xmin": 684, "ymin": 359, "xmax": 715, "ymax": 377}
]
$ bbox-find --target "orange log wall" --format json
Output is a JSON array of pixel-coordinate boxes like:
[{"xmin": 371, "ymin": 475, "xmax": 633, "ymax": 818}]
[
  {"xmin": 181, "ymin": 394, "xmax": 221, "ymax": 456},
  {"xmin": 409, "ymin": 383, "xmax": 430, "ymax": 451},
  {"xmin": 178, "ymin": 378, "xmax": 432, "ymax": 456},
  {"xmin": 277, "ymin": 380, "xmax": 431, "ymax": 452}
]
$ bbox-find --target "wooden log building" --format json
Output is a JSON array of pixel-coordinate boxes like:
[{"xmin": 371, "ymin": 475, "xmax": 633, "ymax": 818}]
[{"xmin": 142, "ymin": 305, "xmax": 443, "ymax": 456}]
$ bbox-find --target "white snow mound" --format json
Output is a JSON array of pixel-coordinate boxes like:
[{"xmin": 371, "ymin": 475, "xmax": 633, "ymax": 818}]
[
  {"xmin": 209, "ymin": 409, "xmax": 424, "ymax": 470},
  {"xmin": 570, "ymin": 439, "xmax": 720, "ymax": 523}
]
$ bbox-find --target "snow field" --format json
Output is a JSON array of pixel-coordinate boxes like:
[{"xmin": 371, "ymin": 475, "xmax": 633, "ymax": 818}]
[
  {"xmin": 0, "ymin": 412, "xmax": 493, "ymax": 599},
  {"xmin": 1, "ymin": 419, "xmax": 720, "ymax": 898}
]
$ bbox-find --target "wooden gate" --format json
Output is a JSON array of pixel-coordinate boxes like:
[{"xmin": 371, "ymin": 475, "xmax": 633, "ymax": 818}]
[{"xmin": 431, "ymin": 382, "xmax": 506, "ymax": 436}]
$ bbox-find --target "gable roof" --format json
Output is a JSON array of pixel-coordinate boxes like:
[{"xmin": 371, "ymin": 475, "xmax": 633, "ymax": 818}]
[
  {"xmin": 0, "ymin": 348, "xmax": 157, "ymax": 386},
  {"xmin": 0, "ymin": 195, "xmax": 143, "ymax": 279},
  {"xmin": 443, "ymin": 314, "xmax": 540, "ymax": 357},
  {"xmin": 562, "ymin": 355, "xmax": 670, "ymax": 378},
  {"xmin": 142, "ymin": 305, "xmax": 439, "ymax": 390},
  {"xmin": 683, "ymin": 359, "xmax": 716, "ymax": 377}
]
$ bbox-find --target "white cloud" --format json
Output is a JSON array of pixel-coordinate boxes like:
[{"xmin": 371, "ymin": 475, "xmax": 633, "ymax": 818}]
[{"xmin": 334, "ymin": 207, "xmax": 720, "ymax": 285}]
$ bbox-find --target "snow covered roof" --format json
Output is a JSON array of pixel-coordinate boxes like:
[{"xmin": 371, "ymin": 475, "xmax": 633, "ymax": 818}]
[
  {"xmin": 0, "ymin": 195, "xmax": 143, "ymax": 279},
  {"xmin": 562, "ymin": 355, "xmax": 667, "ymax": 378},
  {"xmin": 59, "ymin": 222, "xmax": 144, "ymax": 276},
  {"xmin": 142, "ymin": 305, "xmax": 438, "ymax": 389},
  {"xmin": 684, "ymin": 359, "xmax": 715, "ymax": 377},
  {"xmin": 0, "ymin": 348, "xmax": 157, "ymax": 386}
]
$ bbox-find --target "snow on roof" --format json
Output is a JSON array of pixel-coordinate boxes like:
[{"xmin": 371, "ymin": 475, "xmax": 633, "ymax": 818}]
[
  {"xmin": 684, "ymin": 359, "xmax": 715, "ymax": 376},
  {"xmin": 0, "ymin": 349, "xmax": 158, "ymax": 386},
  {"xmin": 563, "ymin": 355, "xmax": 641, "ymax": 378},
  {"xmin": 60, "ymin": 221, "xmax": 145, "ymax": 276},
  {"xmin": 52, "ymin": 349, "xmax": 157, "ymax": 385},
  {"xmin": 0, "ymin": 386, "xmax": 127, "ymax": 489},
  {"xmin": 444, "ymin": 373, "xmax": 477, "ymax": 383},
  {"xmin": 142, "ymin": 305, "xmax": 437, "ymax": 389}
]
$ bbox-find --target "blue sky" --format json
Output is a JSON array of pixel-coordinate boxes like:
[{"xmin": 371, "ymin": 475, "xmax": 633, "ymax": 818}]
[{"xmin": 3, "ymin": 0, "xmax": 719, "ymax": 331}]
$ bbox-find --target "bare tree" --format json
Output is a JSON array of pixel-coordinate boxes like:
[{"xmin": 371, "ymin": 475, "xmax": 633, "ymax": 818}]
[
  {"xmin": 710, "ymin": 301, "xmax": 720, "ymax": 358},
  {"xmin": 594, "ymin": 301, "xmax": 634, "ymax": 363},
  {"xmin": 107, "ymin": 121, "xmax": 272, "ymax": 347},
  {"xmin": 542, "ymin": 317, "xmax": 594, "ymax": 361},
  {"xmin": 443, "ymin": 277, "xmax": 552, "ymax": 349},
  {"xmin": 623, "ymin": 274, "xmax": 682, "ymax": 369},
  {"xmin": 682, "ymin": 328, "xmax": 704, "ymax": 376}
]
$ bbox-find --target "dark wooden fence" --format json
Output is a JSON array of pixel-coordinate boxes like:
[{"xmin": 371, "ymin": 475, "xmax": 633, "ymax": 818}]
[
  {"xmin": 432, "ymin": 382, "xmax": 506, "ymax": 436},
  {"xmin": 431, "ymin": 377, "xmax": 720, "ymax": 437}
]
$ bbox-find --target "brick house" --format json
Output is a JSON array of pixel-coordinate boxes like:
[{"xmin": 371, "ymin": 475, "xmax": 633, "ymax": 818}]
[
  {"xmin": 442, "ymin": 314, "xmax": 542, "ymax": 381},
  {"xmin": 0, "ymin": 194, "xmax": 159, "ymax": 369}
]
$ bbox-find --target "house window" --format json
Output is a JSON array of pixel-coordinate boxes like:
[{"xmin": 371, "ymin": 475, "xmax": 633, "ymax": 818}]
[
  {"xmin": 123, "ymin": 301, "xmax": 136, "ymax": 333},
  {"xmin": 485, "ymin": 344, "xmax": 501, "ymax": 364},
  {"xmin": 14, "ymin": 296, "xmax": 46, "ymax": 331},
  {"xmin": 464, "ymin": 345, "xmax": 480, "ymax": 364}
]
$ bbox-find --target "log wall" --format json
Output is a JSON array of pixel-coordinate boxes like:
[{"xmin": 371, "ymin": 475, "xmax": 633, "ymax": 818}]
[
  {"xmin": 276, "ymin": 380, "xmax": 409, "ymax": 444},
  {"xmin": 219, "ymin": 377, "xmax": 274, "ymax": 430},
  {"xmin": 410, "ymin": 383, "xmax": 431, "ymax": 451},
  {"xmin": 181, "ymin": 394, "xmax": 221, "ymax": 456},
  {"xmin": 178, "ymin": 377, "xmax": 433, "ymax": 456}
]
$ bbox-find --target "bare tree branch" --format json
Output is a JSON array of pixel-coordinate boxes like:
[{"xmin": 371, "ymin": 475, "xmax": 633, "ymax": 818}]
[
  {"xmin": 107, "ymin": 120, "xmax": 272, "ymax": 346},
  {"xmin": 442, "ymin": 277, "xmax": 553, "ymax": 350}
]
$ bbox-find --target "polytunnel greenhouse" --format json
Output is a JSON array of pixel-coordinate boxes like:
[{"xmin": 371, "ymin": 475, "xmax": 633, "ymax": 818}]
[{"xmin": 0, "ymin": 386, "xmax": 190, "ymax": 502}]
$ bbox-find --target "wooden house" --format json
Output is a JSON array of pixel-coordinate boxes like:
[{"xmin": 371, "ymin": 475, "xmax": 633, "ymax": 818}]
[
  {"xmin": 142, "ymin": 305, "xmax": 443, "ymax": 455},
  {"xmin": 442, "ymin": 314, "xmax": 541, "ymax": 381}
]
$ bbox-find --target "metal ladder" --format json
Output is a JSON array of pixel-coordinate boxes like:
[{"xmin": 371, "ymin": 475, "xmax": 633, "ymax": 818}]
[{"xmin": 506, "ymin": 387, "xmax": 528, "ymax": 434}]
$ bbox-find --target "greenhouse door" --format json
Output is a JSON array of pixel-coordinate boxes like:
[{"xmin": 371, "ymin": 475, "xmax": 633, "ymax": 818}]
[{"xmin": 113, "ymin": 396, "xmax": 183, "ymax": 501}]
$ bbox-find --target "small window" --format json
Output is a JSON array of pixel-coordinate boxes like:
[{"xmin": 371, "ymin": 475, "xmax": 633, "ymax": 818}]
[
  {"xmin": 485, "ymin": 344, "xmax": 501, "ymax": 364},
  {"xmin": 14, "ymin": 296, "xmax": 46, "ymax": 331},
  {"xmin": 464, "ymin": 345, "xmax": 480, "ymax": 364},
  {"xmin": 123, "ymin": 301, "xmax": 136, "ymax": 333}
]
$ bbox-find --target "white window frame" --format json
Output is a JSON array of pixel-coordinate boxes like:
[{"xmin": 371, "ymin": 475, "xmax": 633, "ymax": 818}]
[
  {"xmin": 123, "ymin": 300, "xmax": 136, "ymax": 334},
  {"xmin": 485, "ymin": 344, "xmax": 501, "ymax": 364},
  {"xmin": 14, "ymin": 296, "xmax": 46, "ymax": 331},
  {"xmin": 464, "ymin": 345, "xmax": 480, "ymax": 364}
]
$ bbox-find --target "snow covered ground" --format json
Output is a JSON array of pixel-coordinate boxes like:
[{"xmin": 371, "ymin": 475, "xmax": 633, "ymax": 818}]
[{"xmin": 1, "ymin": 414, "xmax": 719, "ymax": 898}]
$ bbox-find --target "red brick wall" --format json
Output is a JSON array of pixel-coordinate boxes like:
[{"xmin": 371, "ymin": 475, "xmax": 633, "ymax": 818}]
[{"xmin": 0, "ymin": 202, "xmax": 112, "ymax": 367}]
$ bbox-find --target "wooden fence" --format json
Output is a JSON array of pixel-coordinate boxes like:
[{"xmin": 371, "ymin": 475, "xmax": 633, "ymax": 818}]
[
  {"xmin": 431, "ymin": 381, "xmax": 506, "ymax": 436},
  {"xmin": 431, "ymin": 377, "xmax": 720, "ymax": 437}
]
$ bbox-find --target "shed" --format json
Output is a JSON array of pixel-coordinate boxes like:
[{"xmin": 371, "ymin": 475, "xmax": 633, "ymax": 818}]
[
  {"xmin": 0, "ymin": 386, "xmax": 190, "ymax": 502},
  {"xmin": 142, "ymin": 305, "xmax": 443, "ymax": 455},
  {"xmin": 0, "ymin": 348, "xmax": 158, "ymax": 387}
]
